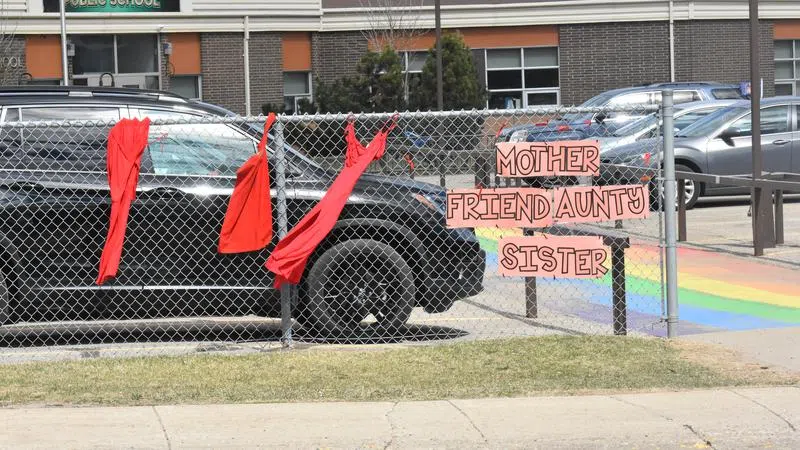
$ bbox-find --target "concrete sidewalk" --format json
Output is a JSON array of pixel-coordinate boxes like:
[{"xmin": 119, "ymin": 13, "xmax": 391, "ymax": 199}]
[
  {"xmin": 684, "ymin": 327, "xmax": 800, "ymax": 373},
  {"xmin": 1, "ymin": 387, "xmax": 798, "ymax": 449}
]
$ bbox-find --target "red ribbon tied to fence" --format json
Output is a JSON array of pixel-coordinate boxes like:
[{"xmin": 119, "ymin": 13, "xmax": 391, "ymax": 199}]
[
  {"xmin": 217, "ymin": 113, "xmax": 276, "ymax": 254},
  {"xmin": 264, "ymin": 115, "xmax": 398, "ymax": 289},
  {"xmin": 96, "ymin": 117, "xmax": 151, "ymax": 286}
]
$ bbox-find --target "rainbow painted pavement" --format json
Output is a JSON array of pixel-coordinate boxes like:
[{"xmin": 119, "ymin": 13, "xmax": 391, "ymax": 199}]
[{"xmin": 476, "ymin": 227, "xmax": 800, "ymax": 336}]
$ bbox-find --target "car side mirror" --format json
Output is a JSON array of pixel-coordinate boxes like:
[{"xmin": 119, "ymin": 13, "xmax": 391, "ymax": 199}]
[
  {"xmin": 594, "ymin": 112, "xmax": 607, "ymax": 124},
  {"xmin": 718, "ymin": 127, "xmax": 740, "ymax": 146}
]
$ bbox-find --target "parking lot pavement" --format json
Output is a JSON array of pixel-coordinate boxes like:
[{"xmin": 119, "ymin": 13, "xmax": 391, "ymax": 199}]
[
  {"xmin": 676, "ymin": 195, "xmax": 800, "ymax": 267},
  {"xmin": 2, "ymin": 387, "xmax": 798, "ymax": 449}
]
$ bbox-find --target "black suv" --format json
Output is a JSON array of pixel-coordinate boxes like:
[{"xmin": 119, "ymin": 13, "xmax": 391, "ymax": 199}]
[{"xmin": 0, "ymin": 87, "xmax": 485, "ymax": 337}]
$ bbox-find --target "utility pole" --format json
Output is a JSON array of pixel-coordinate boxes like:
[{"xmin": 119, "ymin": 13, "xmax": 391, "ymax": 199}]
[
  {"xmin": 435, "ymin": 0, "xmax": 443, "ymax": 110},
  {"xmin": 59, "ymin": 0, "xmax": 69, "ymax": 86},
  {"xmin": 749, "ymin": 0, "xmax": 775, "ymax": 255}
]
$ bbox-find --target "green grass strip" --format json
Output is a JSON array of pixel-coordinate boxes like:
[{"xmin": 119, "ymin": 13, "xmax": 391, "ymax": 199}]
[{"xmin": 0, "ymin": 336, "xmax": 784, "ymax": 407}]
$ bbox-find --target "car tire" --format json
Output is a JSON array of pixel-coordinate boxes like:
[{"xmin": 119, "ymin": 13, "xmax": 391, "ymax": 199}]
[
  {"xmin": 651, "ymin": 164, "xmax": 700, "ymax": 211},
  {"xmin": 674, "ymin": 164, "xmax": 701, "ymax": 210},
  {"xmin": 302, "ymin": 239, "xmax": 415, "ymax": 339}
]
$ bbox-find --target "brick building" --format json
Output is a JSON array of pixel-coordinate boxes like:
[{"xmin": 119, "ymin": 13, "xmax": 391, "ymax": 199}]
[{"xmin": 5, "ymin": 0, "xmax": 800, "ymax": 114}]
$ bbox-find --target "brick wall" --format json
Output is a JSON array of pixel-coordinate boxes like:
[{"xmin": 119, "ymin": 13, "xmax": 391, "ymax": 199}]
[
  {"xmin": 471, "ymin": 48, "xmax": 486, "ymax": 90},
  {"xmin": 558, "ymin": 22, "xmax": 671, "ymax": 106},
  {"xmin": 159, "ymin": 34, "xmax": 171, "ymax": 92},
  {"xmin": 0, "ymin": 36, "xmax": 26, "ymax": 86},
  {"xmin": 312, "ymin": 31, "xmax": 368, "ymax": 86},
  {"xmin": 248, "ymin": 32, "xmax": 283, "ymax": 114},
  {"xmin": 201, "ymin": 33, "xmax": 246, "ymax": 114},
  {"xmin": 558, "ymin": 20, "xmax": 776, "ymax": 105},
  {"xmin": 674, "ymin": 20, "xmax": 775, "ymax": 96}
]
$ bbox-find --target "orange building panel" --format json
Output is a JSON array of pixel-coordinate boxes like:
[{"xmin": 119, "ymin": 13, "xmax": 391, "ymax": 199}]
[
  {"xmin": 25, "ymin": 35, "xmax": 63, "ymax": 79},
  {"xmin": 168, "ymin": 33, "xmax": 201, "ymax": 75},
  {"xmin": 369, "ymin": 25, "xmax": 558, "ymax": 51},
  {"xmin": 283, "ymin": 32, "xmax": 312, "ymax": 71},
  {"xmin": 775, "ymin": 20, "xmax": 800, "ymax": 40}
]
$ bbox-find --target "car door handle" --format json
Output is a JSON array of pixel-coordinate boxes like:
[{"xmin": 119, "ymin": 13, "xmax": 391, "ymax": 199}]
[{"xmin": 772, "ymin": 139, "xmax": 790, "ymax": 146}]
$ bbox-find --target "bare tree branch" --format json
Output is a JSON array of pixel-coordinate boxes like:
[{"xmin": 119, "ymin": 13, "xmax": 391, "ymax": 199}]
[{"xmin": 358, "ymin": 0, "xmax": 427, "ymax": 52}]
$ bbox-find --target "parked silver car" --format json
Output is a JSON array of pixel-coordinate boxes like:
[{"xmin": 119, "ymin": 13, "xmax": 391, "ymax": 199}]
[
  {"xmin": 596, "ymin": 100, "xmax": 740, "ymax": 153},
  {"xmin": 497, "ymin": 82, "xmax": 745, "ymax": 142},
  {"xmin": 599, "ymin": 96, "xmax": 800, "ymax": 209}
]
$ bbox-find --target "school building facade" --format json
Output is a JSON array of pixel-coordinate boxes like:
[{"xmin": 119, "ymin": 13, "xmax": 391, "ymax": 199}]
[{"xmin": 3, "ymin": 0, "xmax": 800, "ymax": 114}]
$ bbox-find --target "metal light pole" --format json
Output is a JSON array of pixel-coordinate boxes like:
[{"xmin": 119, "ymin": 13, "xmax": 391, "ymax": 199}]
[
  {"xmin": 662, "ymin": 90, "xmax": 679, "ymax": 338},
  {"xmin": 749, "ymin": 0, "xmax": 775, "ymax": 255},
  {"xmin": 434, "ymin": 0, "xmax": 443, "ymax": 111},
  {"xmin": 59, "ymin": 0, "xmax": 69, "ymax": 86}
]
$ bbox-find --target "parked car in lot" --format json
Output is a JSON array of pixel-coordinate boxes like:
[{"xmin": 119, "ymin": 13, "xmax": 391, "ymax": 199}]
[
  {"xmin": 596, "ymin": 100, "xmax": 740, "ymax": 153},
  {"xmin": 498, "ymin": 82, "xmax": 746, "ymax": 143},
  {"xmin": 599, "ymin": 96, "xmax": 800, "ymax": 209},
  {"xmin": 0, "ymin": 87, "xmax": 486, "ymax": 337}
]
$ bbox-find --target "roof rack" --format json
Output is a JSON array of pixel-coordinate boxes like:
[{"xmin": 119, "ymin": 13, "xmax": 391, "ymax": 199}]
[
  {"xmin": 647, "ymin": 82, "xmax": 722, "ymax": 87},
  {"xmin": 0, "ymin": 85, "xmax": 189, "ymax": 103}
]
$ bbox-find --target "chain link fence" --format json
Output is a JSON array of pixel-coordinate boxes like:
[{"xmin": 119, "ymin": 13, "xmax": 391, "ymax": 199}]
[{"xmin": 0, "ymin": 103, "xmax": 669, "ymax": 361}]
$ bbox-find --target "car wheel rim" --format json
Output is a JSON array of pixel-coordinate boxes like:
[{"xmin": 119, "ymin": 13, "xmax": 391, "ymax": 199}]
[
  {"xmin": 322, "ymin": 259, "xmax": 397, "ymax": 327},
  {"xmin": 683, "ymin": 180, "xmax": 696, "ymax": 204},
  {"xmin": 660, "ymin": 179, "xmax": 696, "ymax": 207}
]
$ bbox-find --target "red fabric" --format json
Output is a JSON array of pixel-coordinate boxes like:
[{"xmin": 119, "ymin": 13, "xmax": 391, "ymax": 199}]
[
  {"xmin": 218, "ymin": 113, "xmax": 276, "ymax": 254},
  {"xmin": 265, "ymin": 119, "xmax": 396, "ymax": 288},
  {"xmin": 96, "ymin": 117, "xmax": 151, "ymax": 286}
]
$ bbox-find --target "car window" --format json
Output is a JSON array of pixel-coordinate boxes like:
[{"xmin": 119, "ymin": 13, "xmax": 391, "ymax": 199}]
[
  {"xmin": 729, "ymin": 105, "xmax": 790, "ymax": 137},
  {"xmin": 138, "ymin": 109, "xmax": 257, "ymax": 177},
  {"xmin": 676, "ymin": 106, "xmax": 749, "ymax": 138},
  {"xmin": 3, "ymin": 106, "xmax": 120, "ymax": 172},
  {"xmin": 672, "ymin": 90, "xmax": 702, "ymax": 104},
  {"xmin": 608, "ymin": 92, "xmax": 652, "ymax": 107},
  {"xmin": 712, "ymin": 88, "xmax": 745, "ymax": 99},
  {"xmin": 673, "ymin": 108, "xmax": 719, "ymax": 130}
]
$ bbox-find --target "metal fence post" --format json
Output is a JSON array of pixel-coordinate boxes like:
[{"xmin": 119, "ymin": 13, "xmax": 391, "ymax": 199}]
[
  {"xmin": 662, "ymin": 90, "xmax": 679, "ymax": 338},
  {"xmin": 274, "ymin": 118, "xmax": 293, "ymax": 348},
  {"xmin": 523, "ymin": 228, "xmax": 537, "ymax": 318}
]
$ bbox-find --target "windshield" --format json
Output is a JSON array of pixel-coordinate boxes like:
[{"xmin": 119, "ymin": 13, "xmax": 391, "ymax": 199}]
[
  {"xmin": 613, "ymin": 114, "xmax": 657, "ymax": 136},
  {"xmin": 673, "ymin": 109, "xmax": 719, "ymax": 130},
  {"xmin": 192, "ymin": 100, "xmax": 324, "ymax": 172},
  {"xmin": 675, "ymin": 106, "xmax": 749, "ymax": 138},
  {"xmin": 561, "ymin": 92, "xmax": 616, "ymax": 121},
  {"xmin": 611, "ymin": 106, "xmax": 727, "ymax": 137}
]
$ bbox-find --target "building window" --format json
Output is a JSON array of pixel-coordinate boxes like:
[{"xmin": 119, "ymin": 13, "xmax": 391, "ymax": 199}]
[
  {"xmin": 284, "ymin": 72, "xmax": 312, "ymax": 114},
  {"xmin": 775, "ymin": 40, "xmax": 799, "ymax": 96},
  {"xmin": 401, "ymin": 51, "xmax": 427, "ymax": 99},
  {"xmin": 169, "ymin": 75, "xmax": 202, "ymax": 100},
  {"xmin": 485, "ymin": 47, "xmax": 559, "ymax": 109},
  {"xmin": 72, "ymin": 35, "xmax": 116, "ymax": 75},
  {"xmin": 23, "ymin": 79, "xmax": 63, "ymax": 86},
  {"xmin": 71, "ymin": 34, "xmax": 160, "ymax": 89}
]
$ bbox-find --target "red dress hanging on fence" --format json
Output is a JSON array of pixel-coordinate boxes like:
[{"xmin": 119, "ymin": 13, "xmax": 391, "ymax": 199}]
[
  {"xmin": 264, "ymin": 118, "xmax": 397, "ymax": 289},
  {"xmin": 218, "ymin": 113, "xmax": 276, "ymax": 254},
  {"xmin": 96, "ymin": 117, "xmax": 151, "ymax": 286}
]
